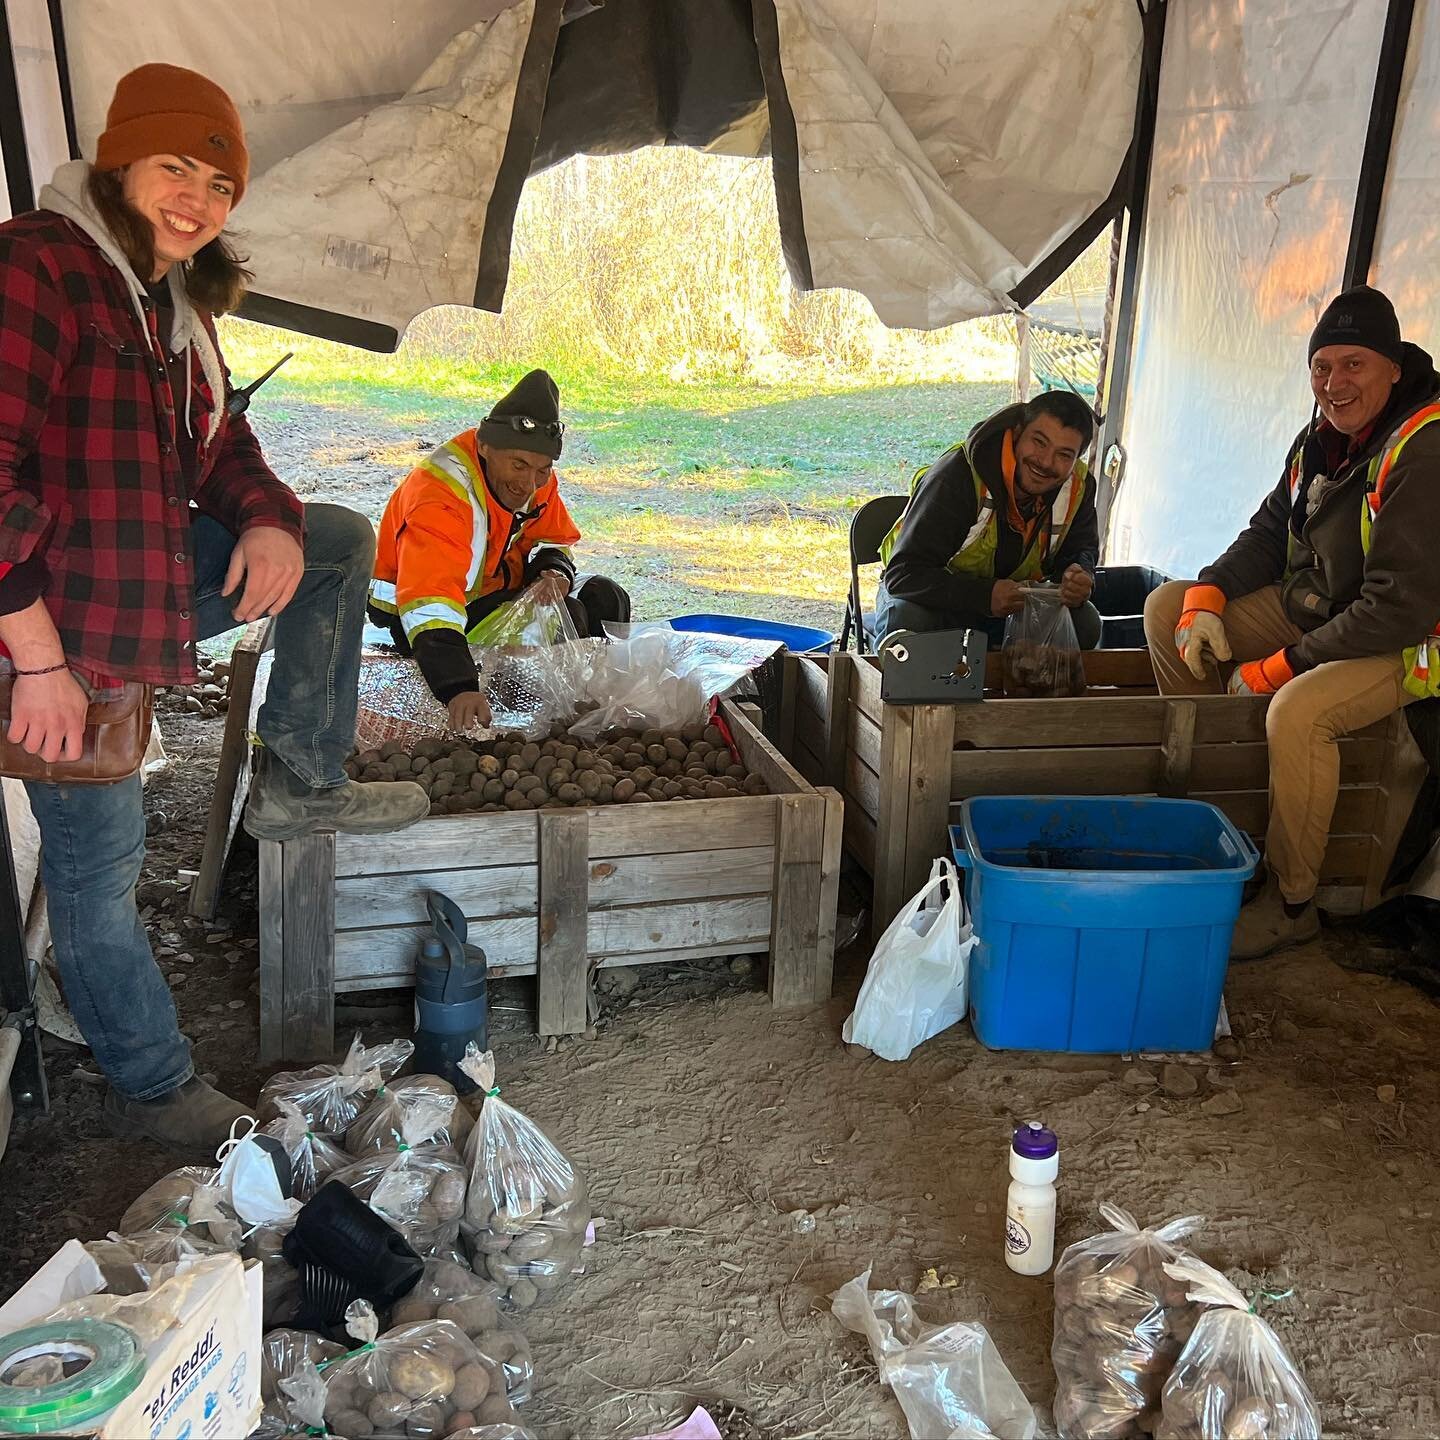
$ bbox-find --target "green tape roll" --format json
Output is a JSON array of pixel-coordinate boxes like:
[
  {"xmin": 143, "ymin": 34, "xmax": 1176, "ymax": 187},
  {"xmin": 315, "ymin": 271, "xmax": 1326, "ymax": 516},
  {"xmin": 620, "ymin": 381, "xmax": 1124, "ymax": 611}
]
[{"xmin": 0, "ymin": 1319, "xmax": 145, "ymax": 1434}]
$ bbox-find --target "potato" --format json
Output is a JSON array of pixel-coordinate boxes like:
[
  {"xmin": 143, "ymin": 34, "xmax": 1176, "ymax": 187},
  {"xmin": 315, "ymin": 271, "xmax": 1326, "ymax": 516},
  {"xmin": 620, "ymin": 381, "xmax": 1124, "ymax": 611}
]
[
  {"xmin": 744, "ymin": 774, "xmax": 767, "ymax": 795},
  {"xmin": 555, "ymin": 743, "xmax": 578, "ymax": 762},
  {"xmin": 703, "ymin": 724, "xmax": 724, "ymax": 745},
  {"xmin": 390, "ymin": 1298, "xmax": 435, "ymax": 1326},
  {"xmin": 663, "ymin": 736, "xmax": 687, "ymax": 760},
  {"xmin": 556, "ymin": 782, "xmax": 583, "ymax": 805},
  {"xmin": 389, "ymin": 1352, "xmax": 454, "ymax": 1401},
  {"xmin": 596, "ymin": 781, "xmax": 614, "ymax": 804},
  {"xmin": 704, "ymin": 780, "xmax": 728, "ymax": 798},
  {"xmin": 576, "ymin": 770, "xmax": 601, "ymax": 797},
  {"xmin": 508, "ymin": 1277, "xmax": 540, "ymax": 1309},
  {"xmin": 475, "ymin": 754, "xmax": 501, "ymax": 778},
  {"xmin": 448, "ymin": 1413, "xmax": 477, "ymax": 1433},
  {"xmin": 332, "ymin": 1408, "xmax": 375, "ymax": 1437},
  {"xmin": 367, "ymin": 1391, "xmax": 411, "ymax": 1428},
  {"xmin": 517, "ymin": 741, "xmax": 541, "ymax": 767},
  {"xmin": 646, "ymin": 743, "xmax": 668, "ymax": 765},
  {"xmin": 451, "ymin": 1362, "xmax": 492, "ymax": 1410},
  {"xmin": 574, "ymin": 749, "xmax": 598, "ymax": 768},
  {"xmin": 404, "ymin": 1400, "xmax": 446, "ymax": 1437},
  {"xmin": 681, "ymin": 721, "xmax": 705, "ymax": 743},
  {"xmin": 514, "ymin": 774, "xmax": 541, "ymax": 795},
  {"xmin": 501, "ymin": 790, "xmax": 527, "ymax": 811},
  {"xmin": 477, "ymin": 1395, "xmax": 522, "ymax": 1425},
  {"xmin": 632, "ymin": 765, "xmax": 656, "ymax": 787},
  {"xmin": 481, "ymin": 778, "xmax": 505, "ymax": 802}
]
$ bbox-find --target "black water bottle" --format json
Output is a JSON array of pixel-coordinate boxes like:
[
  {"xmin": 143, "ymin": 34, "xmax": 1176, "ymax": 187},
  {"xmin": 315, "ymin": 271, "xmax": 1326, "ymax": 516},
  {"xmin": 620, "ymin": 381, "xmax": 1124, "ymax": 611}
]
[{"xmin": 413, "ymin": 889, "xmax": 489, "ymax": 1092}]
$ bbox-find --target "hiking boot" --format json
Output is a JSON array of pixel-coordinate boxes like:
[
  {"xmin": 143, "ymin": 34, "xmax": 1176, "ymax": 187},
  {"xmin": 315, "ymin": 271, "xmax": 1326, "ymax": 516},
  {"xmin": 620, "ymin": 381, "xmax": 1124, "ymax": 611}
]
[
  {"xmin": 244, "ymin": 751, "xmax": 430, "ymax": 841},
  {"xmin": 103, "ymin": 1075, "xmax": 252, "ymax": 1157},
  {"xmin": 1229, "ymin": 876, "xmax": 1321, "ymax": 962}
]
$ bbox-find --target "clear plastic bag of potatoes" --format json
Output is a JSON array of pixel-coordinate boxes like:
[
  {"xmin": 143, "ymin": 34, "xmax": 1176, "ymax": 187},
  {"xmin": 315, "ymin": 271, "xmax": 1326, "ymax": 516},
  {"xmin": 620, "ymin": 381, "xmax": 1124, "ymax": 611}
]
[
  {"xmin": 459, "ymin": 1047, "xmax": 591, "ymax": 1311},
  {"xmin": 1001, "ymin": 589, "xmax": 1086, "ymax": 698},
  {"xmin": 346, "ymin": 1074, "xmax": 474, "ymax": 1156},
  {"xmin": 119, "ymin": 1165, "xmax": 244, "ymax": 1252},
  {"xmin": 257, "ymin": 1328, "xmax": 342, "ymax": 1437},
  {"xmin": 259, "ymin": 1033, "xmax": 415, "ymax": 1137},
  {"xmin": 830, "ymin": 1267, "xmax": 1037, "ymax": 1440},
  {"xmin": 321, "ymin": 1318, "xmax": 528, "ymax": 1437},
  {"xmin": 389, "ymin": 1257, "xmax": 535, "ymax": 1406},
  {"xmin": 331, "ymin": 1100, "xmax": 470, "ymax": 1254},
  {"xmin": 1157, "ymin": 1259, "xmax": 1320, "ymax": 1440},
  {"xmin": 261, "ymin": 1098, "xmax": 352, "ymax": 1201},
  {"xmin": 1051, "ymin": 1204, "xmax": 1207, "ymax": 1440}
]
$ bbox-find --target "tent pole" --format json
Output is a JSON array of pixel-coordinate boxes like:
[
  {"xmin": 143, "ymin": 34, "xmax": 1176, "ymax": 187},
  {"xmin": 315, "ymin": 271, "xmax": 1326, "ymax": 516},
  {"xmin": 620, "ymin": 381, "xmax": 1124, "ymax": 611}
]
[
  {"xmin": 44, "ymin": 0, "xmax": 80, "ymax": 161},
  {"xmin": 0, "ymin": 2, "xmax": 37, "ymax": 215},
  {"xmin": 1095, "ymin": 0, "xmax": 1167, "ymax": 543},
  {"xmin": 1343, "ymin": 0, "xmax": 1415, "ymax": 290}
]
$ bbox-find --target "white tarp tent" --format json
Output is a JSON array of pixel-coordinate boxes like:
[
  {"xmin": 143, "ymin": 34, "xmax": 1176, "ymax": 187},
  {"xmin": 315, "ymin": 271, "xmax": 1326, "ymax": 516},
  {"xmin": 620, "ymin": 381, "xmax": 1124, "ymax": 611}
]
[{"xmin": 5, "ymin": 0, "xmax": 1144, "ymax": 346}]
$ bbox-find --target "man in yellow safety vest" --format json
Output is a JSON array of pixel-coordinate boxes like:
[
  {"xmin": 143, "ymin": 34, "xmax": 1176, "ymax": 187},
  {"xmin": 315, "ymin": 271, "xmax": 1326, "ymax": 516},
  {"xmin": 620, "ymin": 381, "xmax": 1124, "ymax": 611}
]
[
  {"xmin": 876, "ymin": 390, "xmax": 1101, "ymax": 649},
  {"xmin": 1145, "ymin": 285, "xmax": 1440, "ymax": 959}
]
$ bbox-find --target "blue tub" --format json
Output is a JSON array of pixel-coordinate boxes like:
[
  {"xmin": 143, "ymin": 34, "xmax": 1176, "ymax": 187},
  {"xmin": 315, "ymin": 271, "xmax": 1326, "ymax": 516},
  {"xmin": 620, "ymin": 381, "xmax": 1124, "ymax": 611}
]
[
  {"xmin": 668, "ymin": 613, "xmax": 835, "ymax": 653},
  {"xmin": 951, "ymin": 796, "xmax": 1258, "ymax": 1053}
]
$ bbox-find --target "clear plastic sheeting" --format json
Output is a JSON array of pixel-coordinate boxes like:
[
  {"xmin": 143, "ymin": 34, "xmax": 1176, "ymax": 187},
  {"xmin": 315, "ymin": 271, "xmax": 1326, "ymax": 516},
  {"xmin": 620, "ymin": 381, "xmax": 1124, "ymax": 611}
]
[
  {"xmin": 830, "ymin": 1267, "xmax": 1037, "ymax": 1440},
  {"xmin": 770, "ymin": 1, "xmax": 1141, "ymax": 327},
  {"xmin": 1371, "ymin": 0, "xmax": 1440, "ymax": 345},
  {"xmin": 1110, "ymin": 0, "xmax": 1386, "ymax": 579}
]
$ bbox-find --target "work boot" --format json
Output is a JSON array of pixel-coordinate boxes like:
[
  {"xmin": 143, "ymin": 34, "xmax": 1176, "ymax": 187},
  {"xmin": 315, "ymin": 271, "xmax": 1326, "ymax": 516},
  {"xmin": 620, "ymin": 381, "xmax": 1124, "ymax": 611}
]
[
  {"xmin": 1229, "ymin": 875, "xmax": 1321, "ymax": 961},
  {"xmin": 244, "ymin": 751, "xmax": 430, "ymax": 841},
  {"xmin": 103, "ymin": 1075, "xmax": 252, "ymax": 1157}
]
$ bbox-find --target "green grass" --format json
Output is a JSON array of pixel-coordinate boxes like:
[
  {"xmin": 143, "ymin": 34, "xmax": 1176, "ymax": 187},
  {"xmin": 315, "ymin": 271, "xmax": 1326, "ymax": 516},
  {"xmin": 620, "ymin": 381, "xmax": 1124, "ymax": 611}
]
[{"xmin": 219, "ymin": 321, "xmax": 1010, "ymax": 628}]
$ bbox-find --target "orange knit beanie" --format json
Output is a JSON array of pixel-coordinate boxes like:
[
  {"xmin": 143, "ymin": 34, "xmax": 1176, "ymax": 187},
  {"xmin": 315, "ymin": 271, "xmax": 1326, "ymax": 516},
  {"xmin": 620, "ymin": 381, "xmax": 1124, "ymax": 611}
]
[{"xmin": 95, "ymin": 64, "xmax": 249, "ymax": 204}]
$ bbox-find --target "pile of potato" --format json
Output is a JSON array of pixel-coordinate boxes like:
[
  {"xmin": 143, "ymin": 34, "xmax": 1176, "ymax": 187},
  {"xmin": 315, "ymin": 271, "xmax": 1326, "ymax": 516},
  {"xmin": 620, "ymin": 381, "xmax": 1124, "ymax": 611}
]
[
  {"xmin": 345, "ymin": 722, "xmax": 768, "ymax": 817},
  {"xmin": 1001, "ymin": 640, "xmax": 1087, "ymax": 698}
]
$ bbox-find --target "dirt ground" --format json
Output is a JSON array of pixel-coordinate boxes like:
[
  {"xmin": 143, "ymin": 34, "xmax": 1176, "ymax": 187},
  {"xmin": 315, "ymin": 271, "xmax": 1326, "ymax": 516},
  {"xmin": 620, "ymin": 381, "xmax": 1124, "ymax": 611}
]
[{"xmin": 1, "ymin": 694, "xmax": 1439, "ymax": 1438}]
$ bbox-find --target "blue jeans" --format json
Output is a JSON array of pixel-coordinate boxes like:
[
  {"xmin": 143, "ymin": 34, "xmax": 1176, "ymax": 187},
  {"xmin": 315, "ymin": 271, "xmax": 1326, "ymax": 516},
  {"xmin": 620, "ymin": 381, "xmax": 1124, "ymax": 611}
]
[
  {"xmin": 24, "ymin": 503, "xmax": 374, "ymax": 1098},
  {"xmin": 873, "ymin": 582, "xmax": 1103, "ymax": 651}
]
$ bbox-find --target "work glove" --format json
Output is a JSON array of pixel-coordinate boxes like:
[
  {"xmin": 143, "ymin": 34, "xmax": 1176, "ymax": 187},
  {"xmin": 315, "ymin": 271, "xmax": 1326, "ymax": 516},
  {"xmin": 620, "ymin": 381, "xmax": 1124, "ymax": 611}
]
[
  {"xmin": 1227, "ymin": 650, "xmax": 1295, "ymax": 697},
  {"xmin": 1174, "ymin": 584, "xmax": 1232, "ymax": 679}
]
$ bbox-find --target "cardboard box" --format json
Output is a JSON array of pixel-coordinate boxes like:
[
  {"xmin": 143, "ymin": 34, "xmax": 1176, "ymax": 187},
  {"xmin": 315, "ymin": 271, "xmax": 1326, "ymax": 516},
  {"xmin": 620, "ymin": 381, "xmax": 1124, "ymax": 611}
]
[{"xmin": 0, "ymin": 1240, "xmax": 262, "ymax": 1438}]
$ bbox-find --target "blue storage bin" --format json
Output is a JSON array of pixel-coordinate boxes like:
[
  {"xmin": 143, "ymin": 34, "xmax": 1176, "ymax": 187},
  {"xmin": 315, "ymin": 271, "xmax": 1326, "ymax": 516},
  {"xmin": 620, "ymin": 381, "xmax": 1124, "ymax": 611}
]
[
  {"xmin": 668, "ymin": 613, "xmax": 835, "ymax": 653},
  {"xmin": 951, "ymin": 796, "xmax": 1258, "ymax": 1053}
]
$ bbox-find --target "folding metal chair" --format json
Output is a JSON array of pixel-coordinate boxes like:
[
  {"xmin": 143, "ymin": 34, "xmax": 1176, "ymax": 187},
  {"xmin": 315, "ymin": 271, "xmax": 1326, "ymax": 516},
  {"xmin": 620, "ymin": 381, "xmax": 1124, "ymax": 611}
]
[{"xmin": 839, "ymin": 494, "xmax": 908, "ymax": 653}]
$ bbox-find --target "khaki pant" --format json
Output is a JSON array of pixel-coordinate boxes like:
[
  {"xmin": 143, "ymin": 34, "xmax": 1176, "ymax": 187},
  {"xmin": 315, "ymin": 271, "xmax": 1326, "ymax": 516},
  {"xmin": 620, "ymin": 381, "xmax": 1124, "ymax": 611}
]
[{"xmin": 1144, "ymin": 580, "xmax": 1415, "ymax": 902}]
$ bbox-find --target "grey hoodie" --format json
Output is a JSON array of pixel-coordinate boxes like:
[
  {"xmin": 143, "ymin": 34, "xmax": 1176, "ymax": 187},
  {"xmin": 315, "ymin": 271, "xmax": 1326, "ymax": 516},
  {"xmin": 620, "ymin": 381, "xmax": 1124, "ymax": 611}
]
[{"xmin": 37, "ymin": 159, "xmax": 224, "ymax": 450}]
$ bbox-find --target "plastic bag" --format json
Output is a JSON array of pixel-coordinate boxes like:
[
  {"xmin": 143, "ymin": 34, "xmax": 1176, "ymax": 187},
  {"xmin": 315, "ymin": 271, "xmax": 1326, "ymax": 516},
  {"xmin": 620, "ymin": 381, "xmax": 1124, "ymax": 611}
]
[
  {"xmin": 321, "ymin": 1318, "xmax": 527, "ymax": 1436},
  {"xmin": 119, "ymin": 1165, "xmax": 244, "ymax": 1251},
  {"xmin": 831, "ymin": 1267, "xmax": 1037, "ymax": 1439},
  {"xmin": 1001, "ymin": 590, "xmax": 1086, "ymax": 697},
  {"xmin": 242, "ymin": 1218, "xmax": 301, "ymax": 1327},
  {"xmin": 356, "ymin": 652, "xmax": 455, "ymax": 752},
  {"xmin": 346, "ymin": 1074, "xmax": 474, "ymax": 1156},
  {"xmin": 83, "ymin": 1230, "xmax": 219, "ymax": 1294},
  {"xmin": 390, "ymin": 1257, "xmax": 535, "ymax": 1405},
  {"xmin": 1052, "ymin": 1205, "xmax": 1207, "ymax": 1439},
  {"xmin": 261, "ymin": 1328, "xmax": 343, "ymax": 1406},
  {"xmin": 843, "ymin": 857, "xmax": 973, "ymax": 1060},
  {"xmin": 1158, "ymin": 1259, "xmax": 1320, "ymax": 1440},
  {"xmin": 331, "ymin": 1100, "xmax": 469, "ymax": 1253},
  {"xmin": 459, "ymin": 1047, "xmax": 590, "ymax": 1308},
  {"xmin": 261, "ymin": 1098, "xmax": 352, "ymax": 1201},
  {"xmin": 467, "ymin": 595, "xmax": 577, "ymax": 650},
  {"xmin": 568, "ymin": 625, "xmax": 753, "ymax": 742},
  {"xmin": 46, "ymin": 1263, "xmax": 200, "ymax": 1347},
  {"xmin": 259, "ymin": 1033, "xmax": 415, "ymax": 1137}
]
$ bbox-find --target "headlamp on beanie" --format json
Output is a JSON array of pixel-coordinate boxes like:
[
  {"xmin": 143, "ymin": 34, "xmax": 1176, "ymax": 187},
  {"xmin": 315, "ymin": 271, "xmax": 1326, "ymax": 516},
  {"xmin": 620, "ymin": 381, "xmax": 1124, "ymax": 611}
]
[{"xmin": 477, "ymin": 369, "xmax": 564, "ymax": 460}]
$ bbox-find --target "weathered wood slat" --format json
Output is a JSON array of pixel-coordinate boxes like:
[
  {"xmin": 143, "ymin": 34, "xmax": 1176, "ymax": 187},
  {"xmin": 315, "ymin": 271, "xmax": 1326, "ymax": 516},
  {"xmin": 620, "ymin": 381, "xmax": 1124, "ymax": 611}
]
[
  {"xmin": 335, "ymin": 813, "xmax": 537, "ymax": 878},
  {"xmin": 538, "ymin": 810, "xmax": 589, "ymax": 1037},
  {"xmin": 588, "ymin": 846, "xmax": 775, "ymax": 907},
  {"xmin": 1196, "ymin": 786, "xmax": 1379, "ymax": 837},
  {"xmin": 796, "ymin": 657, "xmax": 828, "ymax": 725},
  {"xmin": 723, "ymin": 699, "xmax": 813, "ymax": 796},
  {"xmin": 1191, "ymin": 737, "xmax": 1384, "ymax": 791},
  {"xmin": 844, "ymin": 802, "xmax": 878, "ymax": 874},
  {"xmin": 1159, "ymin": 699, "xmax": 1197, "ymax": 798},
  {"xmin": 848, "ymin": 701, "xmax": 883, "ymax": 774},
  {"xmin": 902, "ymin": 704, "xmax": 957, "ymax": 902},
  {"xmin": 1319, "ymin": 834, "xmax": 1376, "ymax": 883},
  {"xmin": 846, "ymin": 749, "xmax": 881, "ymax": 823},
  {"xmin": 777, "ymin": 654, "xmax": 799, "ymax": 756},
  {"xmin": 769, "ymin": 794, "xmax": 826, "ymax": 1008},
  {"xmin": 824, "ymin": 654, "xmax": 853, "ymax": 790},
  {"xmin": 791, "ymin": 742, "xmax": 826, "ymax": 788},
  {"xmin": 337, "ymin": 916, "xmax": 538, "ymax": 983},
  {"xmin": 335, "ymin": 865, "xmax": 538, "ymax": 931},
  {"xmin": 814, "ymin": 787, "xmax": 844, "ymax": 999},
  {"xmin": 850, "ymin": 654, "xmax": 884, "ymax": 726},
  {"xmin": 983, "ymin": 648, "xmax": 1158, "ymax": 691},
  {"xmin": 282, "ymin": 833, "xmax": 336, "ymax": 1061},
  {"xmin": 952, "ymin": 745, "xmax": 1160, "ymax": 798},
  {"xmin": 795, "ymin": 691, "xmax": 826, "ymax": 762},
  {"xmin": 588, "ymin": 795, "xmax": 777, "ymax": 858},
  {"xmin": 258, "ymin": 840, "xmax": 284, "ymax": 1060}
]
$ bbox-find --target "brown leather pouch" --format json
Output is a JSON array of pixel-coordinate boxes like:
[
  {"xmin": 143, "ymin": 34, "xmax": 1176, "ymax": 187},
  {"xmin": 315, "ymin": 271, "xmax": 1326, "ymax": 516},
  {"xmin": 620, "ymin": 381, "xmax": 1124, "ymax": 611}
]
[{"xmin": 0, "ymin": 676, "xmax": 154, "ymax": 784}]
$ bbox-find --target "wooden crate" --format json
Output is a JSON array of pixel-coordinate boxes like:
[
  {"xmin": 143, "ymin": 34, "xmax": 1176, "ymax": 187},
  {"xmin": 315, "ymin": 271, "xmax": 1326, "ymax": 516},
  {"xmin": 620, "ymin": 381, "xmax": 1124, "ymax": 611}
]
[
  {"xmin": 259, "ymin": 701, "xmax": 843, "ymax": 1060},
  {"xmin": 781, "ymin": 651, "xmax": 1427, "ymax": 936}
]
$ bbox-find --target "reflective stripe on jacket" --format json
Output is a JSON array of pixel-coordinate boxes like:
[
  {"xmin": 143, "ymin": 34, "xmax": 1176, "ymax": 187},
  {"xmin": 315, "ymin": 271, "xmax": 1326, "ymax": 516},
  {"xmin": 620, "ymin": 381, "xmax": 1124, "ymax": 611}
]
[
  {"xmin": 369, "ymin": 429, "xmax": 580, "ymax": 644},
  {"xmin": 1360, "ymin": 403, "xmax": 1440, "ymax": 697}
]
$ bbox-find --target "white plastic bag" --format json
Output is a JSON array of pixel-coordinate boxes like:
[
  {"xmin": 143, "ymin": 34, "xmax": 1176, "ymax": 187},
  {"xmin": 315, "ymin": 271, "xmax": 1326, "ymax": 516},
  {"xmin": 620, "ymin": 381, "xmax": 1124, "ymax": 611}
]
[
  {"xmin": 1158, "ymin": 1259, "xmax": 1320, "ymax": 1440},
  {"xmin": 843, "ymin": 858, "xmax": 973, "ymax": 1060},
  {"xmin": 831, "ymin": 1267, "xmax": 1037, "ymax": 1440}
]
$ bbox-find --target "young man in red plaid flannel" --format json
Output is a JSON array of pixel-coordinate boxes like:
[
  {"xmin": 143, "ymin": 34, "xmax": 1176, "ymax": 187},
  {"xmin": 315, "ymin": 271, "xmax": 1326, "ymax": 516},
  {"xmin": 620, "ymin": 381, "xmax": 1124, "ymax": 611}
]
[{"xmin": 0, "ymin": 65, "xmax": 430, "ymax": 1151}]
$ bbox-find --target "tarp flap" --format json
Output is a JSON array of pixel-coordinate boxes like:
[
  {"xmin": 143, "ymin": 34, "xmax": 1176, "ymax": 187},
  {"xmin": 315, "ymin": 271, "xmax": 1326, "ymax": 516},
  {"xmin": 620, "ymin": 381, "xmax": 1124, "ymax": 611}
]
[
  {"xmin": 1372, "ymin": 0, "xmax": 1440, "ymax": 349},
  {"xmin": 533, "ymin": 0, "xmax": 768, "ymax": 169},
  {"xmin": 767, "ymin": 0, "xmax": 1141, "ymax": 328},
  {"xmin": 236, "ymin": 5, "xmax": 547, "ymax": 335},
  {"xmin": 1108, "ymin": 0, "xmax": 1386, "ymax": 576}
]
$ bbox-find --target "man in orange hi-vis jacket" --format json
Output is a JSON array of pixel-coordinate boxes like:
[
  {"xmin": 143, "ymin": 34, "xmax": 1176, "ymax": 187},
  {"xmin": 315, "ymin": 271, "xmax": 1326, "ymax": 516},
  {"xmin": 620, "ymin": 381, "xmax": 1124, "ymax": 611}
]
[{"xmin": 367, "ymin": 369, "xmax": 630, "ymax": 730}]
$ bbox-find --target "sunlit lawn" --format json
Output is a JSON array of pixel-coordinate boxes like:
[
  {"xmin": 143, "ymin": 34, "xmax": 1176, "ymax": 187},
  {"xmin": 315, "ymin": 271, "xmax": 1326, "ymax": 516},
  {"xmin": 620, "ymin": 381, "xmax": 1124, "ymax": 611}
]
[{"xmin": 222, "ymin": 321, "xmax": 1010, "ymax": 630}]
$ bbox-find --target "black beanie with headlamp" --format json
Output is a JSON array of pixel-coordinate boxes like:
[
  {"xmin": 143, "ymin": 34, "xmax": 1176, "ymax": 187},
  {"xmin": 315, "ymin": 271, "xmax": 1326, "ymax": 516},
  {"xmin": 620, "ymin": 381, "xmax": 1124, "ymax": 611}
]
[{"xmin": 478, "ymin": 369, "xmax": 564, "ymax": 460}]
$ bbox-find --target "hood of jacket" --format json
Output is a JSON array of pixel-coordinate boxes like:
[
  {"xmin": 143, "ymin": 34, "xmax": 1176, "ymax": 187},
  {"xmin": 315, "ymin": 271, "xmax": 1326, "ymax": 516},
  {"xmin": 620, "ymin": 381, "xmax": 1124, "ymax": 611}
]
[{"xmin": 37, "ymin": 159, "xmax": 224, "ymax": 444}]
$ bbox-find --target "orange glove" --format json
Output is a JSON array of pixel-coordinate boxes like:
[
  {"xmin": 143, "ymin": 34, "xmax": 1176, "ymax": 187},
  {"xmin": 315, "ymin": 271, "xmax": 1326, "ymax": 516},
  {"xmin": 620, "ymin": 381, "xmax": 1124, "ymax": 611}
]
[
  {"xmin": 1174, "ymin": 584, "xmax": 1231, "ymax": 679},
  {"xmin": 1227, "ymin": 650, "xmax": 1296, "ymax": 696}
]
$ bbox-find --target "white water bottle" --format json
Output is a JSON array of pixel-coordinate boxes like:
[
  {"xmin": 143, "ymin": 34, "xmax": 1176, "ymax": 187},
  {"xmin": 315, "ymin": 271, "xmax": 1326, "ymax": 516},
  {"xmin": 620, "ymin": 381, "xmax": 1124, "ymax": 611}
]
[{"xmin": 1005, "ymin": 1121, "xmax": 1058, "ymax": 1275}]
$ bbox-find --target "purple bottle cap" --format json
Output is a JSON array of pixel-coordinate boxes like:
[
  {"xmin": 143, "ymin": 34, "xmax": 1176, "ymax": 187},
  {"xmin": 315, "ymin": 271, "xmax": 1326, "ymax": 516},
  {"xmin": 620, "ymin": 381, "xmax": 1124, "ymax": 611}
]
[{"xmin": 1012, "ymin": 1121, "xmax": 1058, "ymax": 1159}]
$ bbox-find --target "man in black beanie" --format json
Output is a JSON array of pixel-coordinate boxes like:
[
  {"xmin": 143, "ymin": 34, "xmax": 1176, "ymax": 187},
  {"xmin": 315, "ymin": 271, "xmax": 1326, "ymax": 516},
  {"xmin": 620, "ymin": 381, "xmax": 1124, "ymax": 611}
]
[
  {"xmin": 1144, "ymin": 285, "xmax": 1440, "ymax": 958},
  {"xmin": 368, "ymin": 369, "xmax": 631, "ymax": 729}
]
